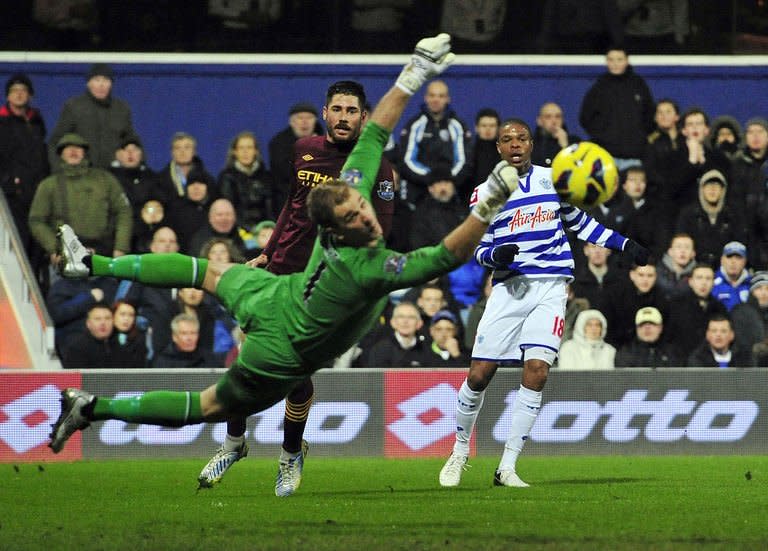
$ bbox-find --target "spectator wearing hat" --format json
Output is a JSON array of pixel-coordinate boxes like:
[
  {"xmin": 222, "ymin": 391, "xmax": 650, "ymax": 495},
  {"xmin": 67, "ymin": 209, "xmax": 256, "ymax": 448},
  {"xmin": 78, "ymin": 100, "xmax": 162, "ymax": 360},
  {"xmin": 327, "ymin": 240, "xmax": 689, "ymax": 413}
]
[
  {"xmin": 422, "ymin": 309, "xmax": 468, "ymax": 367},
  {"xmin": 665, "ymin": 263, "xmax": 728, "ymax": 360},
  {"xmin": 365, "ymin": 302, "xmax": 432, "ymax": 367},
  {"xmin": 675, "ymin": 168, "xmax": 747, "ymax": 268},
  {"xmin": 615, "ymin": 307, "xmax": 680, "ymax": 368},
  {"xmin": 686, "ymin": 313, "xmax": 753, "ymax": 368},
  {"xmin": 48, "ymin": 63, "xmax": 135, "ymax": 171},
  {"xmin": 0, "ymin": 73, "xmax": 49, "ymax": 256},
  {"xmin": 731, "ymin": 271, "xmax": 768, "ymax": 364},
  {"xmin": 709, "ymin": 115, "xmax": 743, "ymax": 162},
  {"xmin": 29, "ymin": 133, "xmax": 132, "ymax": 268},
  {"xmin": 712, "ymin": 241, "xmax": 751, "ymax": 311},
  {"xmin": 157, "ymin": 131, "xmax": 215, "ymax": 203},
  {"xmin": 109, "ymin": 135, "xmax": 163, "ymax": 240},
  {"xmin": 217, "ymin": 130, "xmax": 276, "ymax": 227},
  {"xmin": 557, "ymin": 309, "xmax": 616, "ymax": 371},
  {"xmin": 267, "ymin": 101, "xmax": 322, "ymax": 205},
  {"xmin": 251, "ymin": 220, "xmax": 275, "ymax": 257}
]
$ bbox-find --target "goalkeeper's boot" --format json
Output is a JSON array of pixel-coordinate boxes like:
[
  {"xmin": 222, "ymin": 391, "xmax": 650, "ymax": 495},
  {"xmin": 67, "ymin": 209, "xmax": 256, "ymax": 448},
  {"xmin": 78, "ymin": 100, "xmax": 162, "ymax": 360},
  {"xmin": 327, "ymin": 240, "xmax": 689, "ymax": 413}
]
[
  {"xmin": 197, "ymin": 440, "xmax": 249, "ymax": 489},
  {"xmin": 48, "ymin": 388, "xmax": 94, "ymax": 453},
  {"xmin": 275, "ymin": 439, "xmax": 309, "ymax": 497},
  {"xmin": 439, "ymin": 451, "xmax": 469, "ymax": 487},
  {"xmin": 56, "ymin": 224, "xmax": 90, "ymax": 278},
  {"xmin": 493, "ymin": 469, "xmax": 530, "ymax": 488}
]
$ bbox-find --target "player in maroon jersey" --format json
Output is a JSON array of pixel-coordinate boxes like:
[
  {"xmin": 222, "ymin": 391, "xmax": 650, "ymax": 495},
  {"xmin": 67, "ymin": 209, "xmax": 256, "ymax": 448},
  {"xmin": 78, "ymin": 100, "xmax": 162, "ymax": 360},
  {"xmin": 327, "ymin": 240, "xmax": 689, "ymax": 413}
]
[{"xmin": 199, "ymin": 80, "xmax": 396, "ymax": 496}]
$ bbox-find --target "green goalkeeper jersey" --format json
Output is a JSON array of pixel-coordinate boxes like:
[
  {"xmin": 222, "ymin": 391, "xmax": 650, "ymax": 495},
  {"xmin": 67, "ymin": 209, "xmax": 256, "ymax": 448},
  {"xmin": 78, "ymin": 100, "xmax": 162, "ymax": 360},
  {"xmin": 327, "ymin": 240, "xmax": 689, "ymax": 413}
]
[{"xmin": 217, "ymin": 122, "xmax": 460, "ymax": 379}]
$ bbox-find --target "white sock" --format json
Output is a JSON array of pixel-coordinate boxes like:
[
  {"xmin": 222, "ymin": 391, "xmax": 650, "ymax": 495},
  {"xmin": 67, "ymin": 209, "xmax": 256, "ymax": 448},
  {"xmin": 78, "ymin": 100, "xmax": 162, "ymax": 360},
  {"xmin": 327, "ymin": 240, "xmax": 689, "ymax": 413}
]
[
  {"xmin": 223, "ymin": 433, "xmax": 245, "ymax": 452},
  {"xmin": 453, "ymin": 379, "xmax": 485, "ymax": 456},
  {"xmin": 499, "ymin": 385, "xmax": 542, "ymax": 472}
]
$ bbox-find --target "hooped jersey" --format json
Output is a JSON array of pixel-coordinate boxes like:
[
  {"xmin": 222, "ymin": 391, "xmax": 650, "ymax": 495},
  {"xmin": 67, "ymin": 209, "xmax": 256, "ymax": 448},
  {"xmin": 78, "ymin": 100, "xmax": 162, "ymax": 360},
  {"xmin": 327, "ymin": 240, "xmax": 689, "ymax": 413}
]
[{"xmin": 469, "ymin": 164, "xmax": 627, "ymax": 283}]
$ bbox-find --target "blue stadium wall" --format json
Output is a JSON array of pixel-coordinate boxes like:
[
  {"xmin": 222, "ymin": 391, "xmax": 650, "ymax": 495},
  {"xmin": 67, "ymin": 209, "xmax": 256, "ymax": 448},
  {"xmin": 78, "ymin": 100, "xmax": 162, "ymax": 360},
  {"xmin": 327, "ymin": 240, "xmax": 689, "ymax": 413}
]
[{"xmin": 0, "ymin": 56, "xmax": 766, "ymax": 173}]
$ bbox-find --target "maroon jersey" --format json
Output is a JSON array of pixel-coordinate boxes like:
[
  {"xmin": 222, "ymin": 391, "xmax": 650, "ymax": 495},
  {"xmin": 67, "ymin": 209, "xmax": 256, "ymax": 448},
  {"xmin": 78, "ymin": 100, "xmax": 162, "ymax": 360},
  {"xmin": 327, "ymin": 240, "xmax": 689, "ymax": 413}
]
[{"xmin": 264, "ymin": 135, "xmax": 395, "ymax": 274}]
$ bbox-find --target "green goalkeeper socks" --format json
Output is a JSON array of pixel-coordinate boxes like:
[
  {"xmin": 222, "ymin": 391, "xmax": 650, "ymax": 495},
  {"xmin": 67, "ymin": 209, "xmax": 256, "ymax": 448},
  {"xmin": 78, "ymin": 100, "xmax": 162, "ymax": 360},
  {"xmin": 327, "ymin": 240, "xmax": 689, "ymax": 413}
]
[
  {"xmin": 91, "ymin": 253, "xmax": 208, "ymax": 288},
  {"xmin": 91, "ymin": 391, "xmax": 204, "ymax": 426}
]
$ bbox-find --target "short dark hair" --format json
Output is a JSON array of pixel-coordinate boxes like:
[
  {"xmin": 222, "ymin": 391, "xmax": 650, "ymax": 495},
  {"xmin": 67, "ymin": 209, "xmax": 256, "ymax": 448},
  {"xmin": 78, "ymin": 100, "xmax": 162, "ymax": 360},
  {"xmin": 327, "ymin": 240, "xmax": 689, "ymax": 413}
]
[
  {"xmin": 691, "ymin": 262, "xmax": 714, "ymax": 276},
  {"xmin": 499, "ymin": 118, "xmax": 532, "ymax": 136},
  {"xmin": 656, "ymin": 98, "xmax": 680, "ymax": 115},
  {"xmin": 707, "ymin": 313, "xmax": 732, "ymax": 328},
  {"xmin": 326, "ymin": 80, "xmax": 366, "ymax": 108},
  {"xmin": 621, "ymin": 164, "xmax": 646, "ymax": 182},
  {"xmin": 681, "ymin": 107, "xmax": 709, "ymax": 127},
  {"xmin": 475, "ymin": 108, "xmax": 500, "ymax": 125}
]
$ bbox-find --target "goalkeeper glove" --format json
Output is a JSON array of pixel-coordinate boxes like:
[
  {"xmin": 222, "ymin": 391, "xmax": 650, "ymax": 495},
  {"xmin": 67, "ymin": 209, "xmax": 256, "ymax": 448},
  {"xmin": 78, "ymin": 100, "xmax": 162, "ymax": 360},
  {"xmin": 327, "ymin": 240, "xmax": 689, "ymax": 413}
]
[
  {"xmin": 396, "ymin": 33, "xmax": 456, "ymax": 95},
  {"xmin": 623, "ymin": 239, "xmax": 650, "ymax": 266},
  {"xmin": 489, "ymin": 243, "xmax": 520, "ymax": 269},
  {"xmin": 472, "ymin": 160, "xmax": 519, "ymax": 223}
]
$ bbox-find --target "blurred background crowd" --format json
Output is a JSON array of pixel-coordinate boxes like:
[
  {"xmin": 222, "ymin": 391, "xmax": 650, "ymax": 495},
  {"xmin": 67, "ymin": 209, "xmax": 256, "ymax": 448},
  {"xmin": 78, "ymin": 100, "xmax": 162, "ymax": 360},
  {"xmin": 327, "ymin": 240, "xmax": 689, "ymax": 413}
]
[{"xmin": 2, "ymin": 0, "xmax": 768, "ymax": 55}]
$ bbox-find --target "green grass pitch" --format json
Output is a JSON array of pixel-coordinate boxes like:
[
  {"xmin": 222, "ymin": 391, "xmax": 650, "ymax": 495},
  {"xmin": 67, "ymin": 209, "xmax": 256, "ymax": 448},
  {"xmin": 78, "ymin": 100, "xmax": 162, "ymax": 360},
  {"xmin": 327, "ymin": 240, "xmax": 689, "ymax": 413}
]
[{"xmin": 2, "ymin": 456, "xmax": 766, "ymax": 551}]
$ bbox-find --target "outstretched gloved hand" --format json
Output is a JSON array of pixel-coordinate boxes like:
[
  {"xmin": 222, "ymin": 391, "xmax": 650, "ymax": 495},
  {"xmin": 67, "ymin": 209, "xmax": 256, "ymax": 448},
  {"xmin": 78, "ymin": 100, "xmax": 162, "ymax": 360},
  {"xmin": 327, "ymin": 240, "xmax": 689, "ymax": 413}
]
[
  {"xmin": 396, "ymin": 33, "xmax": 456, "ymax": 95},
  {"xmin": 472, "ymin": 160, "xmax": 519, "ymax": 223}
]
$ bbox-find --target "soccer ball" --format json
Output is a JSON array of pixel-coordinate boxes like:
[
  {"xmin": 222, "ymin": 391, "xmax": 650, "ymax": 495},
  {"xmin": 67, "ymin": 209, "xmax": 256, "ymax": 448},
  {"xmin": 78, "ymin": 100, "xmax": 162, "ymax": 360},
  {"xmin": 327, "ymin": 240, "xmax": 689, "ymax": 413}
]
[{"xmin": 551, "ymin": 142, "xmax": 618, "ymax": 209}]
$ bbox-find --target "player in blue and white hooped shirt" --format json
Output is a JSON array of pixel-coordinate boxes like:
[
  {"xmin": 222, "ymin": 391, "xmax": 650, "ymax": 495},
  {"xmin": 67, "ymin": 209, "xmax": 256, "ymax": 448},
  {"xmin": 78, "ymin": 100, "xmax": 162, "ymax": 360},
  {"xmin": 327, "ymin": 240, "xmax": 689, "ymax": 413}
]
[{"xmin": 439, "ymin": 118, "xmax": 649, "ymax": 488}]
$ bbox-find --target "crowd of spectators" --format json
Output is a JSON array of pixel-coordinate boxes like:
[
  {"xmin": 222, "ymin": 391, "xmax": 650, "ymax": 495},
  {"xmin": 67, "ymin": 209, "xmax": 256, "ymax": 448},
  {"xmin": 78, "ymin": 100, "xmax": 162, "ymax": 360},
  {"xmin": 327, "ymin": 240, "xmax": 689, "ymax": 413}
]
[
  {"xmin": 0, "ymin": 2, "xmax": 754, "ymax": 55},
  {"xmin": 3, "ymin": 41, "xmax": 768, "ymax": 370}
]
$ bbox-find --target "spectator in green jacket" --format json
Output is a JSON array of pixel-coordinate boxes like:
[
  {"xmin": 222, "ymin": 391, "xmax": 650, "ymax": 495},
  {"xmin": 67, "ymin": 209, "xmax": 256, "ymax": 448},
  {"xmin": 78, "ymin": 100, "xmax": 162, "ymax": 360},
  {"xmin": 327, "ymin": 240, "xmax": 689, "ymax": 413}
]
[{"xmin": 29, "ymin": 133, "xmax": 132, "ymax": 268}]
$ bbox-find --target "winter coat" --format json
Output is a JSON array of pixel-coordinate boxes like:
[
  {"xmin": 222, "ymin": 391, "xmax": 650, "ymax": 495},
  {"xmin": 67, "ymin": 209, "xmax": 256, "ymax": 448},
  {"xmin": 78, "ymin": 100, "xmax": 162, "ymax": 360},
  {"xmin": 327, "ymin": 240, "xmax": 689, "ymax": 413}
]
[
  {"xmin": 655, "ymin": 253, "xmax": 697, "ymax": 300},
  {"xmin": 557, "ymin": 309, "xmax": 616, "ymax": 370},
  {"xmin": 686, "ymin": 342, "xmax": 753, "ymax": 368},
  {"xmin": 29, "ymin": 161, "xmax": 132, "ymax": 255},
  {"xmin": 365, "ymin": 333, "xmax": 432, "ymax": 368},
  {"xmin": 217, "ymin": 162, "xmax": 276, "ymax": 226},
  {"xmin": 712, "ymin": 267, "xmax": 750, "ymax": 311},
  {"xmin": 615, "ymin": 337, "xmax": 680, "ymax": 368},
  {"xmin": 48, "ymin": 92, "xmax": 135, "ymax": 170},
  {"xmin": 730, "ymin": 295, "xmax": 768, "ymax": 352},
  {"xmin": 665, "ymin": 288, "xmax": 728, "ymax": 360},
  {"xmin": 152, "ymin": 343, "xmax": 220, "ymax": 368},
  {"xmin": 675, "ymin": 177, "xmax": 746, "ymax": 268},
  {"xmin": 579, "ymin": 66, "xmax": 655, "ymax": 159},
  {"xmin": 399, "ymin": 105, "xmax": 471, "ymax": 200}
]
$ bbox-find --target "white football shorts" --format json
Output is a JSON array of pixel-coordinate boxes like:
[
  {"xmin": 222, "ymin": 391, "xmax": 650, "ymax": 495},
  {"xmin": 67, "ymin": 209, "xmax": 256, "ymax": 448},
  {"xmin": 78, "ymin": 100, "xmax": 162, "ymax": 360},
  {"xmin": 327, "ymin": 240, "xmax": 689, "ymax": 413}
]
[{"xmin": 471, "ymin": 276, "xmax": 568, "ymax": 363}]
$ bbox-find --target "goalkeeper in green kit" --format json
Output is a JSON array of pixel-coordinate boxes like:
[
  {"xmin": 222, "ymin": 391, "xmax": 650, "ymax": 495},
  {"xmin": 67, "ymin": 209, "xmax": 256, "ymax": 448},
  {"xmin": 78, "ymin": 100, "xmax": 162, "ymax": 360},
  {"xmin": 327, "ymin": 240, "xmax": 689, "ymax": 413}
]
[{"xmin": 48, "ymin": 34, "xmax": 521, "ymax": 471}]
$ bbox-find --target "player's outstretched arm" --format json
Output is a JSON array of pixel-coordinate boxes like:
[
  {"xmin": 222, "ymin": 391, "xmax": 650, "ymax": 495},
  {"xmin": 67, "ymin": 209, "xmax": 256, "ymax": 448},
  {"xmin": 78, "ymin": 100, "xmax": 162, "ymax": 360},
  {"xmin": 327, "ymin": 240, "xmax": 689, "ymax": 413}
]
[
  {"xmin": 443, "ymin": 160, "xmax": 519, "ymax": 261},
  {"xmin": 368, "ymin": 33, "xmax": 455, "ymax": 132}
]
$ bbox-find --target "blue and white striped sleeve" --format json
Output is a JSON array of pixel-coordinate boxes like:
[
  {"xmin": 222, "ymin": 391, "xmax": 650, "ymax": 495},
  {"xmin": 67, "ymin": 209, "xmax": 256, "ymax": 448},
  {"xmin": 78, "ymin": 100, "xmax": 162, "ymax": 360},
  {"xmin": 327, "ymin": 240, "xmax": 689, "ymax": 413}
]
[
  {"xmin": 561, "ymin": 203, "xmax": 628, "ymax": 251},
  {"xmin": 474, "ymin": 230, "xmax": 496, "ymax": 267}
]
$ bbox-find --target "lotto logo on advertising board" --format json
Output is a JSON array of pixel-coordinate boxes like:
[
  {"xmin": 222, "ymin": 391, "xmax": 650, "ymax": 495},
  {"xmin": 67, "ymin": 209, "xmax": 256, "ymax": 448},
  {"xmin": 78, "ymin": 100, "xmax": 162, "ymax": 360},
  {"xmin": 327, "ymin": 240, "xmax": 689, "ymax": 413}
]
[
  {"xmin": 0, "ymin": 374, "xmax": 82, "ymax": 462},
  {"xmin": 502, "ymin": 389, "xmax": 760, "ymax": 444},
  {"xmin": 384, "ymin": 371, "xmax": 473, "ymax": 457},
  {"xmin": 96, "ymin": 393, "xmax": 370, "ymax": 448}
]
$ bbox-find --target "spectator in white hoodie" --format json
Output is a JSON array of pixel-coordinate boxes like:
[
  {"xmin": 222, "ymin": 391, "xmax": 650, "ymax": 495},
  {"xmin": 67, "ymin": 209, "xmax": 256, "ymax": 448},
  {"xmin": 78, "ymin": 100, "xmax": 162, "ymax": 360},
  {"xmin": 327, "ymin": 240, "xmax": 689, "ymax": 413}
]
[{"xmin": 557, "ymin": 309, "xmax": 616, "ymax": 370}]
